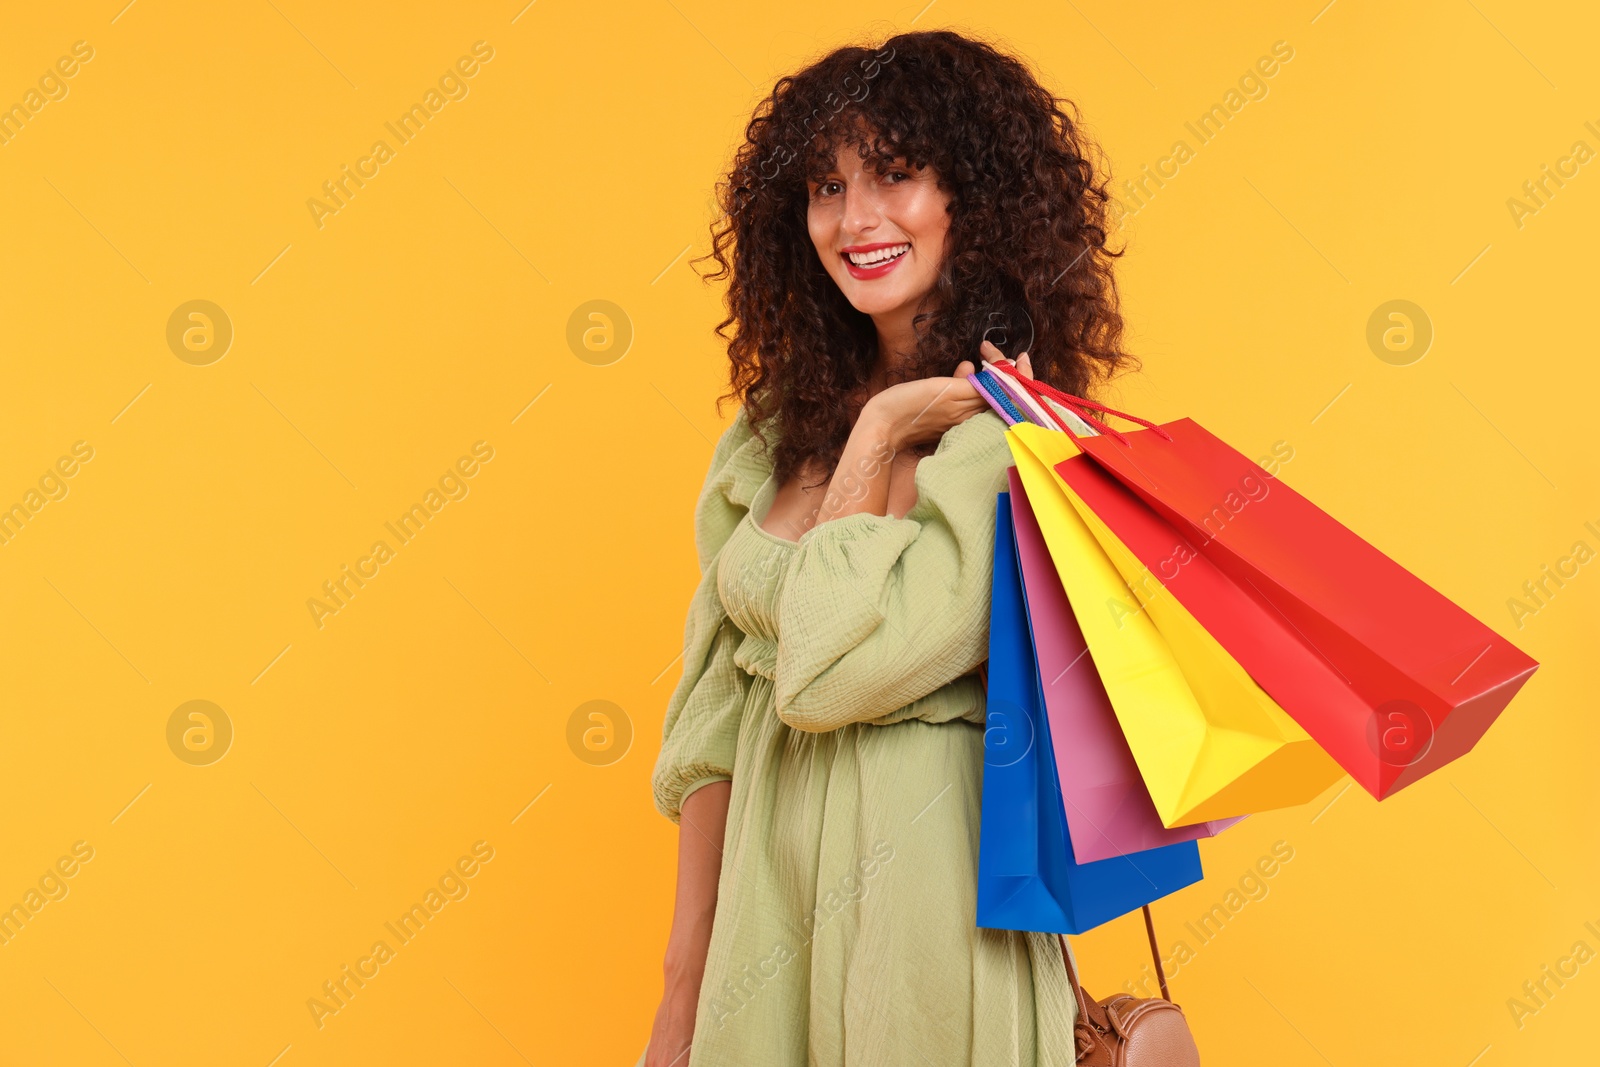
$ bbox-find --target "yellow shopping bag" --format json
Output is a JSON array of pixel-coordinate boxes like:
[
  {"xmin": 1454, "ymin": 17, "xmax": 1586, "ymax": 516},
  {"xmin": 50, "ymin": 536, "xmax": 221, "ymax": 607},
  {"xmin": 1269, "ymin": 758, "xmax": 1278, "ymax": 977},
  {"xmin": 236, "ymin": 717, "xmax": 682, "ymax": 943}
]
[{"xmin": 1007, "ymin": 422, "xmax": 1342, "ymax": 827}]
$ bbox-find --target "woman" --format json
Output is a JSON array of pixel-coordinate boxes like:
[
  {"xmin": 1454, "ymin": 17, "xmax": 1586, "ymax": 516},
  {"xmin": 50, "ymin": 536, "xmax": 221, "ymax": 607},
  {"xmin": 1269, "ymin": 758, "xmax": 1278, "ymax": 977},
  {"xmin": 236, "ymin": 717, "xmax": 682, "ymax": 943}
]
[{"xmin": 642, "ymin": 29, "xmax": 1135, "ymax": 1066}]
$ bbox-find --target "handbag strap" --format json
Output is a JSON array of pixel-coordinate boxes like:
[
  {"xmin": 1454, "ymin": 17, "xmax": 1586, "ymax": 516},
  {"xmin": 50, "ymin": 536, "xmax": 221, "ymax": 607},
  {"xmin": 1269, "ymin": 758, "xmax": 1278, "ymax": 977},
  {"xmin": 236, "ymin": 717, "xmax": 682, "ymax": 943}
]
[
  {"xmin": 1058, "ymin": 905, "xmax": 1170, "ymax": 1011},
  {"xmin": 1142, "ymin": 903, "xmax": 1171, "ymax": 1001}
]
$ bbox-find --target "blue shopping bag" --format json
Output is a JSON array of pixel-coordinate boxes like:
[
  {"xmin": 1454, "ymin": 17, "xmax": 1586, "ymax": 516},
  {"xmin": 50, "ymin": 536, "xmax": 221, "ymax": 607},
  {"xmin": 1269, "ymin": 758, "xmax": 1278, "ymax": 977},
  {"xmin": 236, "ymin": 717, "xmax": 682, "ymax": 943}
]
[{"xmin": 977, "ymin": 491, "xmax": 1204, "ymax": 935}]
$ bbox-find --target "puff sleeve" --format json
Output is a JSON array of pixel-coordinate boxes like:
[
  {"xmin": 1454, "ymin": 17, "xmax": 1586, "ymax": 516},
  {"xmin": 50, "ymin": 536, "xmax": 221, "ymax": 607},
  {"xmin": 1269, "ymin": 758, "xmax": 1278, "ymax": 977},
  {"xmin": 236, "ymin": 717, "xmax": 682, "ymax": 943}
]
[
  {"xmin": 772, "ymin": 410, "xmax": 1013, "ymax": 732},
  {"xmin": 649, "ymin": 409, "xmax": 760, "ymax": 823}
]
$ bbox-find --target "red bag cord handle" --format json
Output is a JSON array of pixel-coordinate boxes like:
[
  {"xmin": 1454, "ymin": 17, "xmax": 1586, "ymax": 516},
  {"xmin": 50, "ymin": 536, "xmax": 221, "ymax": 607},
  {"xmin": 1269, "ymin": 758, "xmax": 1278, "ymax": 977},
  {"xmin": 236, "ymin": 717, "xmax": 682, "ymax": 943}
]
[
  {"xmin": 989, "ymin": 360, "xmax": 1174, "ymax": 443},
  {"xmin": 989, "ymin": 360, "xmax": 1125, "ymax": 442},
  {"xmin": 992, "ymin": 360, "xmax": 1165, "ymax": 434},
  {"xmin": 997, "ymin": 364, "xmax": 1119, "ymax": 440}
]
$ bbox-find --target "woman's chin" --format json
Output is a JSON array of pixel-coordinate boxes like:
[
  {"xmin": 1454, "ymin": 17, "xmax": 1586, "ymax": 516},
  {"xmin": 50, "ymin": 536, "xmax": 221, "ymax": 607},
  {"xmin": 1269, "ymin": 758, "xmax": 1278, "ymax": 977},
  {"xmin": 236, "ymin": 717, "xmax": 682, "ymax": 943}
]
[{"xmin": 839, "ymin": 285, "xmax": 923, "ymax": 319}]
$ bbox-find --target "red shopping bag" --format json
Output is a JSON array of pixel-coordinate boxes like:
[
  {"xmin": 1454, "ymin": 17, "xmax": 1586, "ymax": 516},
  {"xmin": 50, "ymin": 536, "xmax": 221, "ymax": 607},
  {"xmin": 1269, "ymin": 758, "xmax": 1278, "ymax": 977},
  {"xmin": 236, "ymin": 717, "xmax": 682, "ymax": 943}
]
[{"xmin": 992, "ymin": 361, "xmax": 1540, "ymax": 801}]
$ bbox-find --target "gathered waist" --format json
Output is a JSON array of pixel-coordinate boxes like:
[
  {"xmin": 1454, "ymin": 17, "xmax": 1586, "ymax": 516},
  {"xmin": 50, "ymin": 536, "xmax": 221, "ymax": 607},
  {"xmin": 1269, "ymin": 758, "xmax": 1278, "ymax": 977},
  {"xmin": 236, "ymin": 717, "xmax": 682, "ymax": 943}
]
[{"xmin": 733, "ymin": 633, "xmax": 781, "ymax": 681}]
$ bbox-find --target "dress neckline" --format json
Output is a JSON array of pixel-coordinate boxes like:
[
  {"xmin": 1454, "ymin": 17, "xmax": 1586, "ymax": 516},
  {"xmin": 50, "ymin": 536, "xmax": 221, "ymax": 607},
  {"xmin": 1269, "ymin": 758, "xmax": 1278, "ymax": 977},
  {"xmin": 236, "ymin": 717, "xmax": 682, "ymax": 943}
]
[
  {"xmin": 745, "ymin": 470, "xmax": 801, "ymax": 547},
  {"xmin": 739, "ymin": 410, "xmax": 993, "ymax": 548}
]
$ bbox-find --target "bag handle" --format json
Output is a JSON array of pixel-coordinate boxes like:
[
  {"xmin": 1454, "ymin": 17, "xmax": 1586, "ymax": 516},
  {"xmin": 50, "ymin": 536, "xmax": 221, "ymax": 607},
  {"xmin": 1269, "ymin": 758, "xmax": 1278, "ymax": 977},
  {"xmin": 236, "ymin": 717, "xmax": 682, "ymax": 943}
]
[
  {"xmin": 1058, "ymin": 904, "xmax": 1171, "ymax": 1010},
  {"xmin": 967, "ymin": 370, "xmax": 1025, "ymax": 426},
  {"xmin": 992, "ymin": 361, "xmax": 1125, "ymax": 442},
  {"xmin": 988, "ymin": 360, "xmax": 1174, "ymax": 445}
]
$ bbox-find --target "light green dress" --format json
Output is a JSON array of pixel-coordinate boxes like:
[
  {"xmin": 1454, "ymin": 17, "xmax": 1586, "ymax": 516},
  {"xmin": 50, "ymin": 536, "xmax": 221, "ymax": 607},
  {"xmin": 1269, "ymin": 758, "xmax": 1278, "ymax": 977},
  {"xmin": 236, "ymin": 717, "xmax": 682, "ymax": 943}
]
[{"xmin": 642, "ymin": 406, "xmax": 1077, "ymax": 1066}]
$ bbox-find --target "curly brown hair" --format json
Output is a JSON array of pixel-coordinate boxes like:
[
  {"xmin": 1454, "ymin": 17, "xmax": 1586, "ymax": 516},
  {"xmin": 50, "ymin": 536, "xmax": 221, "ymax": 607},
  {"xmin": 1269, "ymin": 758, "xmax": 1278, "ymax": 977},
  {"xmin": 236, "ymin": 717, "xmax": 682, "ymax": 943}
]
[{"xmin": 698, "ymin": 28, "xmax": 1138, "ymax": 487}]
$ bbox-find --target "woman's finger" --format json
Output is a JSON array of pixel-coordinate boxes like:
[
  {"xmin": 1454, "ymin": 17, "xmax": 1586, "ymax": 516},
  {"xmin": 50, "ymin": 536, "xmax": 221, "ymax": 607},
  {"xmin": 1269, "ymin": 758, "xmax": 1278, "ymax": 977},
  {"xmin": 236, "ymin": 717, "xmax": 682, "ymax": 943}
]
[
  {"xmin": 1016, "ymin": 350, "xmax": 1033, "ymax": 378},
  {"xmin": 952, "ymin": 359, "xmax": 976, "ymax": 380},
  {"xmin": 979, "ymin": 339, "xmax": 1004, "ymax": 364}
]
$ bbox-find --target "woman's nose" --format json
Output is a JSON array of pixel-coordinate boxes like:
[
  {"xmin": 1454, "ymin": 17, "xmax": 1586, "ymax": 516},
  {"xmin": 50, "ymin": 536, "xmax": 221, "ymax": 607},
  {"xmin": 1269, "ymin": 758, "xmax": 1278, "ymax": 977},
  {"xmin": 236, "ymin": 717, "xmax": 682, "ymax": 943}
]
[{"xmin": 841, "ymin": 183, "xmax": 881, "ymax": 236}]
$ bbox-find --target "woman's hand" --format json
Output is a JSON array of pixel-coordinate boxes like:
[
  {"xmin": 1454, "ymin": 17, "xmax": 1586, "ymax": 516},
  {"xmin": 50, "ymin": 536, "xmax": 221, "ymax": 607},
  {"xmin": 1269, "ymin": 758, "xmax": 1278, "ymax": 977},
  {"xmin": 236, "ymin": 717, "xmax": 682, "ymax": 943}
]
[
  {"xmin": 861, "ymin": 342, "xmax": 1030, "ymax": 451},
  {"xmin": 860, "ymin": 359, "xmax": 984, "ymax": 453},
  {"xmin": 982, "ymin": 340, "xmax": 1033, "ymax": 380},
  {"xmin": 644, "ymin": 976, "xmax": 701, "ymax": 1067},
  {"xmin": 813, "ymin": 342, "xmax": 1031, "ymax": 528}
]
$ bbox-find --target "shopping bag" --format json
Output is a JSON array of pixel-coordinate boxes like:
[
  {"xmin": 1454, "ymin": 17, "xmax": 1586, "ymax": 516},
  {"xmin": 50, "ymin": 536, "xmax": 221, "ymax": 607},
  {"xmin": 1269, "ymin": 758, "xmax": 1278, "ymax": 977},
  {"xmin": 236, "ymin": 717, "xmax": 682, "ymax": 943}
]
[
  {"xmin": 978, "ymin": 491, "xmax": 1204, "ymax": 935},
  {"xmin": 1050, "ymin": 452, "xmax": 1394, "ymax": 803},
  {"xmin": 990, "ymin": 362, "xmax": 1539, "ymax": 801},
  {"xmin": 1008, "ymin": 467, "xmax": 1244, "ymax": 863},
  {"xmin": 1007, "ymin": 423, "xmax": 1345, "ymax": 827}
]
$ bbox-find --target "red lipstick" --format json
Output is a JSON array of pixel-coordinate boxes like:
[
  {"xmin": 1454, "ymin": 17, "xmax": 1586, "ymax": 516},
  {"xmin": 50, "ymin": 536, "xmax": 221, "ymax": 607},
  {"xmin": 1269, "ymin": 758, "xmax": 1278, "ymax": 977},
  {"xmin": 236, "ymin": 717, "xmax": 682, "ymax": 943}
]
[{"xmin": 840, "ymin": 241, "xmax": 910, "ymax": 280}]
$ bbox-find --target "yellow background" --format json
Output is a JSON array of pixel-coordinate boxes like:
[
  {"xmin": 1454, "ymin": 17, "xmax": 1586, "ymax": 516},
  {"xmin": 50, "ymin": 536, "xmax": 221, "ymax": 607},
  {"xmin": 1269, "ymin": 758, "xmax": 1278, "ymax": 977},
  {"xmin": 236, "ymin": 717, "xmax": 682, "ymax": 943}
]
[{"xmin": 1, "ymin": 1, "xmax": 1595, "ymax": 1063}]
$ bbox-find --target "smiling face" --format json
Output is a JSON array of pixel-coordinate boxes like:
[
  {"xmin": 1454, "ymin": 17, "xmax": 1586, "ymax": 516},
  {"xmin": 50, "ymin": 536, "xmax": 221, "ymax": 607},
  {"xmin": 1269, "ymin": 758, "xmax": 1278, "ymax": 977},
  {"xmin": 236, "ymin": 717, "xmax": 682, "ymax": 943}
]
[{"xmin": 806, "ymin": 141, "xmax": 953, "ymax": 325}]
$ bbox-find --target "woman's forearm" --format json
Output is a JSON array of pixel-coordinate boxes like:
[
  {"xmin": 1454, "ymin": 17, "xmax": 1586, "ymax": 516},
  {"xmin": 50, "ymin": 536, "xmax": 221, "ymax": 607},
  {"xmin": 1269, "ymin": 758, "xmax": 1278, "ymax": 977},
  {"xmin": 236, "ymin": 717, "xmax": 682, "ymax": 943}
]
[
  {"xmin": 814, "ymin": 410, "xmax": 898, "ymax": 527},
  {"xmin": 663, "ymin": 779, "xmax": 732, "ymax": 984}
]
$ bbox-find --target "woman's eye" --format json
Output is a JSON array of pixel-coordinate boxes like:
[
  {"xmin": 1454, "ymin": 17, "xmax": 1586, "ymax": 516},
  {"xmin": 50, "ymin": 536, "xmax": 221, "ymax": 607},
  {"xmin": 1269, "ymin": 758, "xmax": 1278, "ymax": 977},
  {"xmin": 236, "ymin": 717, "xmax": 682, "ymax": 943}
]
[
  {"xmin": 819, "ymin": 180, "xmax": 843, "ymax": 196},
  {"xmin": 884, "ymin": 170, "xmax": 910, "ymax": 184}
]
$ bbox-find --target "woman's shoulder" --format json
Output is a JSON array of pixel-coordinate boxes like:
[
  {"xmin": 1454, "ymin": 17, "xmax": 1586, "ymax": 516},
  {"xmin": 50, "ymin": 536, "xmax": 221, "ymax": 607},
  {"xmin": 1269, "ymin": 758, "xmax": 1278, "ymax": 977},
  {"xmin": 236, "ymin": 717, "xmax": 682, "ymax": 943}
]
[
  {"xmin": 699, "ymin": 404, "xmax": 776, "ymax": 510},
  {"xmin": 713, "ymin": 404, "xmax": 776, "ymax": 474},
  {"xmin": 899, "ymin": 410, "xmax": 1013, "ymax": 526},
  {"xmin": 926, "ymin": 409, "xmax": 1011, "ymax": 475}
]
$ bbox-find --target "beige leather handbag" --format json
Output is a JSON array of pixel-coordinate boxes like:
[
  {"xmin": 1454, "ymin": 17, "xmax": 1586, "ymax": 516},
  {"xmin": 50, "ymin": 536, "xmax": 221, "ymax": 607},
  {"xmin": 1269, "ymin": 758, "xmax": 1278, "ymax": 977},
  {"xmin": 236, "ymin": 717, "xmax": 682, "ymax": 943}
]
[{"xmin": 1060, "ymin": 907, "xmax": 1200, "ymax": 1065}]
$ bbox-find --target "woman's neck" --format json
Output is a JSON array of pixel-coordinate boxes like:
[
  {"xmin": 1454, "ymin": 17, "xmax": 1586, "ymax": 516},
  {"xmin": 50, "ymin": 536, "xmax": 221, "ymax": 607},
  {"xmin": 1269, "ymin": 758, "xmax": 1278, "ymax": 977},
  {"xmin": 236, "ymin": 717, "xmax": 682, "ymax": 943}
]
[{"xmin": 867, "ymin": 308, "xmax": 919, "ymax": 391}]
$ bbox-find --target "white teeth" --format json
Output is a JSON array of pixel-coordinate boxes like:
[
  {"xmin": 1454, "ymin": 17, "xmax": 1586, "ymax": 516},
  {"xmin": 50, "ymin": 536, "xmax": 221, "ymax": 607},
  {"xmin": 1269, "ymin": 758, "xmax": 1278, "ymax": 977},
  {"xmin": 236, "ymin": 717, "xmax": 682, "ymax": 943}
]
[{"xmin": 846, "ymin": 244, "xmax": 910, "ymax": 267}]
